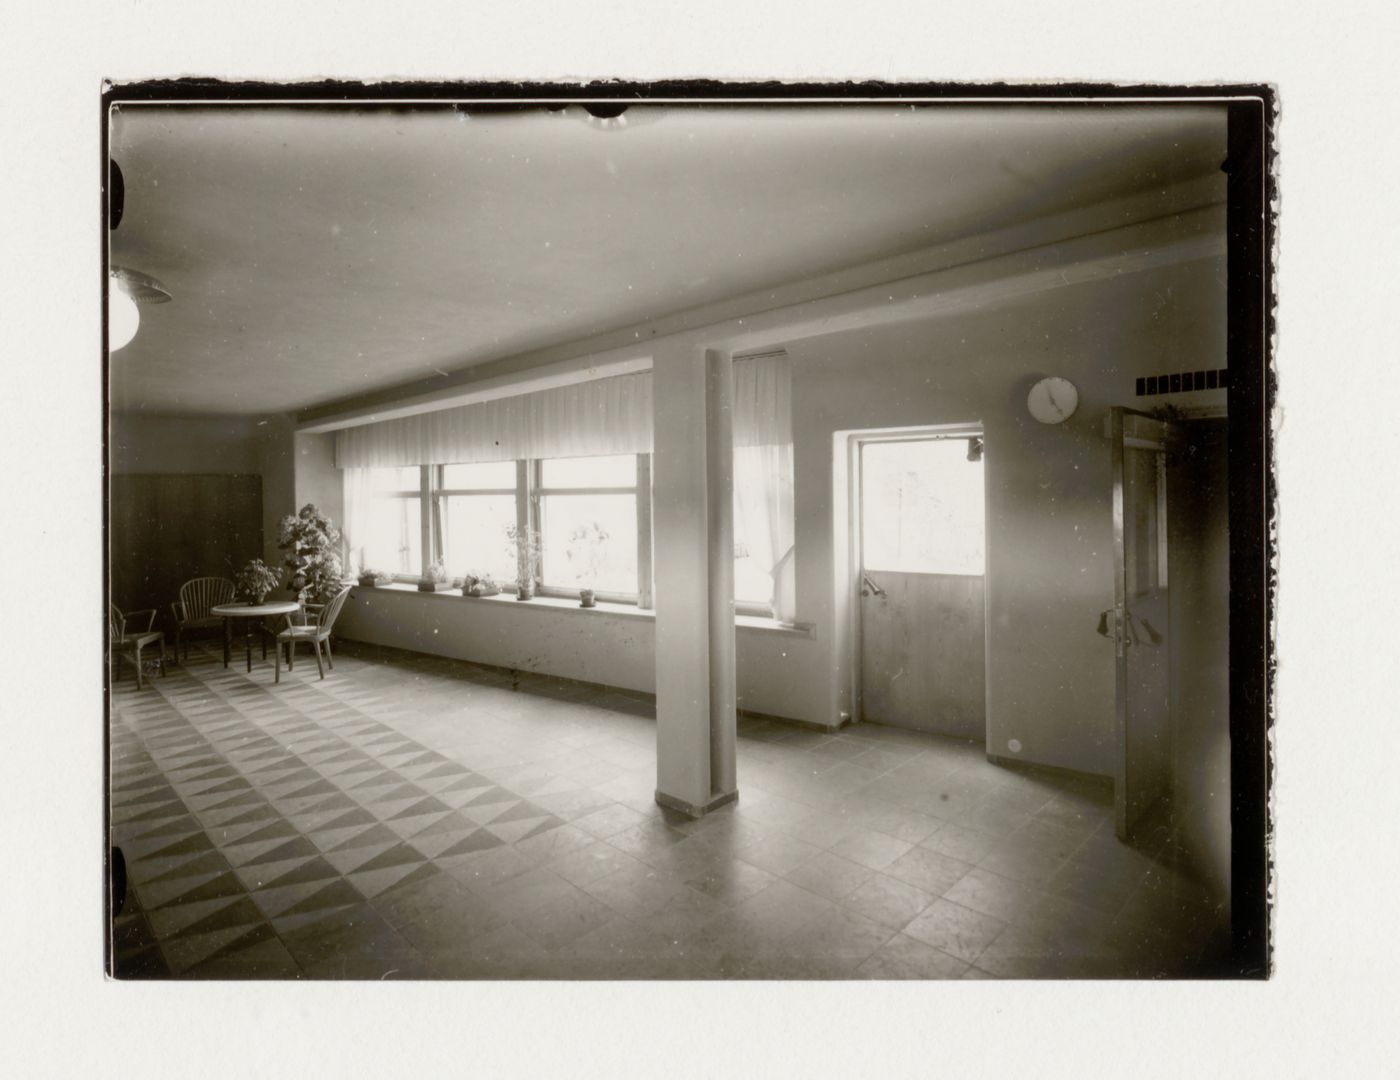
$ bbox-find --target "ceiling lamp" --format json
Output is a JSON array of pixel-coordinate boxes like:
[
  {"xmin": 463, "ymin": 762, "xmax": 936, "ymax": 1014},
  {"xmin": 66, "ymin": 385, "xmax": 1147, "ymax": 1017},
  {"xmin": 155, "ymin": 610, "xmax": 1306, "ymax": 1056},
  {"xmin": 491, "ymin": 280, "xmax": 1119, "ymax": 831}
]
[
  {"xmin": 107, "ymin": 160, "xmax": 172, "ymax": 352},
  {"xmin": 109, "ymin": 279, "xmax": 139, "ymax": 350},
  {"xmin": 108, "ymin": 266, "xmax": 172, "ymax": 352}
]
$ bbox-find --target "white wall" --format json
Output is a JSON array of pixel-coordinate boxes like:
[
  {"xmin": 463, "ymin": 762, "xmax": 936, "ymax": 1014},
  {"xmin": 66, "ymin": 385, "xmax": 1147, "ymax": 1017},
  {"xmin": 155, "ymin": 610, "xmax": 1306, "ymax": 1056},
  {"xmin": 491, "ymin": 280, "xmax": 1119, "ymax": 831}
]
[
  {"xmin": 336, "ymin": 585, "xmax": 809, "ymax": 718},
  {"xmin": 338, "ymin": 590, "xmax": 657, "ymax": 690}
]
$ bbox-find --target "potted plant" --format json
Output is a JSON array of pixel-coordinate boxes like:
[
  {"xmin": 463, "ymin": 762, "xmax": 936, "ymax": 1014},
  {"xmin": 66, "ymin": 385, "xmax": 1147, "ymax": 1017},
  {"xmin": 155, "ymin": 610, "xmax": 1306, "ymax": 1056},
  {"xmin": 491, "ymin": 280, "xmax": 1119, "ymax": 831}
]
[
  {"xmin": 356, "ymin": 565, "xmax": 392, "ymax": 587},
  {"xmin": 566, "ymin": 521, "xmax": 609, "ymax": 607},
  {"xmin": 278, "ymin": 504, "xmax": 343, "ymax": 604},
  {"xmin": 417, "ymin": 557, "xmax": 452, "ymax": 592},
  {"xmin": 235, "ymin": 558, "xmax": 283, "ymax": 605},
  {"xmin": 505, "ymin": 523, "xmax": 541, "ymax": 600},
  {"xmin": 459, "ymin": 572, "xmax": 502, "ymax": 598}
]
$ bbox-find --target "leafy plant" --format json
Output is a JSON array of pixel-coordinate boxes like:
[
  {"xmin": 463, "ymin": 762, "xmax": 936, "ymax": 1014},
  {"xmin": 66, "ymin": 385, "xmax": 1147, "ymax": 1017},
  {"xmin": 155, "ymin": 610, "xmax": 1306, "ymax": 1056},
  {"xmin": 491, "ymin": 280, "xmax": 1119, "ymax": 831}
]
[
  {"xmin": 460, "ymin": 572, "xmax": 502, "ymax": 598},
  {"xmin": 278, "ymin": 503, "xmax": 343, "ymax": 604},
  {"xmin": 505, "ymin": 523, "xmax": 541, "ymax": 590},
  {"xmin": 235, "ymin": 558, "xmax": 282, "ymax": 603}
]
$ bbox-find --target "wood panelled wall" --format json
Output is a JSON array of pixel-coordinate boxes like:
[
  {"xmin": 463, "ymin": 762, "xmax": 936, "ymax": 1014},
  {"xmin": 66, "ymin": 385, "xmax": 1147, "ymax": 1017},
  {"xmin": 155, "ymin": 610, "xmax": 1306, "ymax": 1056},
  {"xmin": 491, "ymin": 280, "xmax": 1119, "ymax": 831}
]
[{"xmin": 110, "ymin": 474, "xmax": 264, "ymax": 630}]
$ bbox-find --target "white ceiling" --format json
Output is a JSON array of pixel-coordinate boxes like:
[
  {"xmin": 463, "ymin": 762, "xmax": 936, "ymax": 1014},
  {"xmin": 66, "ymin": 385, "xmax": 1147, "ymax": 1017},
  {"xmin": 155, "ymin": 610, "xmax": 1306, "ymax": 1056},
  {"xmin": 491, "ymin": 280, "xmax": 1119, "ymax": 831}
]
[{"xmin": 108, "ymin": 103, "xmax": 1227, "ymax": 416}]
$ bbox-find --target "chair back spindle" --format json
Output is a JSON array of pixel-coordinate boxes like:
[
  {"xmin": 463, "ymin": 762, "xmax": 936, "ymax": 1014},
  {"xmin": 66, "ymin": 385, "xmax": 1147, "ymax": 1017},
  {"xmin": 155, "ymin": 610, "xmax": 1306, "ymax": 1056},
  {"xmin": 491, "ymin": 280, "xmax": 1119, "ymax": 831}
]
[
  {"xmin": 318, "ymin": 586, "xmax": 352, "ymax": 631},
  {"xmin": 179, "ymin": 576, "xmax": 235, "ymax": 621}
]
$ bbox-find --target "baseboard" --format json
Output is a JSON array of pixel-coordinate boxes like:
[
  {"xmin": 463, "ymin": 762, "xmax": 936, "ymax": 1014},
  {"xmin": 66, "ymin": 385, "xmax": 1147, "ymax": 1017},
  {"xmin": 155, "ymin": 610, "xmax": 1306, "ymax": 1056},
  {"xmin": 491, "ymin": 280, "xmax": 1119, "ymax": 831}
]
[
  {"xmin": 986, "ymin": 752, "xmax": 1113, "ymax": 793},
  {"xmin": 737, "ymin": 707, "xmax": 849, "ymax": 733}
]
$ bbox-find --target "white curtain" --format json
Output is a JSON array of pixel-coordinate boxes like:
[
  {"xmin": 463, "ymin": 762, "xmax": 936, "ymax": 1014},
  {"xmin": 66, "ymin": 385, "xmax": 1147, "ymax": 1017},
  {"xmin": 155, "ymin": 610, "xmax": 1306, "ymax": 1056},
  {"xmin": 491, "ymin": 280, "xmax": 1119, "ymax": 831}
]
[
  {"xmin": 341, "ymin": 465, "xmax": 376, "ymax": 575},
  {"xmin": 335, "ymin": 371, "xmax": 652, "ymax": 469},
  {"xmin": 732, "ymin": 353, "xmax": 795, "ymax": 621}
]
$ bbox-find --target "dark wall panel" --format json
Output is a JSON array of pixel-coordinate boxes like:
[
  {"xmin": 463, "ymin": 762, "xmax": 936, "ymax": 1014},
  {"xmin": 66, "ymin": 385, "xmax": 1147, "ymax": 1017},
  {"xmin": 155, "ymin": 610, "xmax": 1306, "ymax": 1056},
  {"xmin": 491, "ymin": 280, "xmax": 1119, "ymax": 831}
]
[{"xmin": 110, "ymin": 474, "xmax": 264, "ymax": 630}]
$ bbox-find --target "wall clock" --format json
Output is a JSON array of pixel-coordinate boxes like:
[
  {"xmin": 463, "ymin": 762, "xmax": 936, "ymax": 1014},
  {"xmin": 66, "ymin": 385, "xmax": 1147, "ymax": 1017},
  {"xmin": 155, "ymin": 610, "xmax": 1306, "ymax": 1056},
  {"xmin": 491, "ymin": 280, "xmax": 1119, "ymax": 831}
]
[{"xmin": 1027, "ymin": 376, "xmax": 1079, "ymax": 424}]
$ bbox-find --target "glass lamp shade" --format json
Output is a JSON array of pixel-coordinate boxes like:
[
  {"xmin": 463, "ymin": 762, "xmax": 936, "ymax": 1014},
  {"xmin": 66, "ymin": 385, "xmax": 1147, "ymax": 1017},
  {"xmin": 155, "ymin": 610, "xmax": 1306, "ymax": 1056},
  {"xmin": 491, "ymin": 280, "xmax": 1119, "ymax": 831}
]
[{"xmin": 109, "ymin": 282, "xmax": 139, "ymax": 351}]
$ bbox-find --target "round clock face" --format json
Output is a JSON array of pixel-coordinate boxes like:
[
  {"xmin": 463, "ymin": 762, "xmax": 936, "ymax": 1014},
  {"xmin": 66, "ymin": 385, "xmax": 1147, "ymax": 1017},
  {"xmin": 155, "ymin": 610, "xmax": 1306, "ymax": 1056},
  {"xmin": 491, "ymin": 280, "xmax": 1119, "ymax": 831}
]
[{"xmin": 1027, "ymin": 377, "xmax": 1079, "ymax": 424}]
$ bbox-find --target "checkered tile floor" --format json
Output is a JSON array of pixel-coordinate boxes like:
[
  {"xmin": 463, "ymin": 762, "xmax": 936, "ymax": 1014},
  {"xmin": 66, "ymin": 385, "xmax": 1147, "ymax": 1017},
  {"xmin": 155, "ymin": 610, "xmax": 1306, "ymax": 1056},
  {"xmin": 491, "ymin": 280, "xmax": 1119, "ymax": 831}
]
[
  {"xmin": 109, "ymin": 641, "xmax": 590, "ymax": 977},
  {"xmin": 110, "ymin": 638, "xmax": 1231, "ymax": 980}
]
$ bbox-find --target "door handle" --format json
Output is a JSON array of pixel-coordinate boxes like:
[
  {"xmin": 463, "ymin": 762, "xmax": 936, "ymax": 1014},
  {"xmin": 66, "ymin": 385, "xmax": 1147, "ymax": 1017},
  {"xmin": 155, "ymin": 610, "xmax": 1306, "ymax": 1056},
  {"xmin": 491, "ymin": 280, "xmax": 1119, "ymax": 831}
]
[
  {"xmin": 861, "ymin": 573, "xmax": 886, "ymax": 598},
  {"xmin": 1099, "ymin": 607, "xmax": 1130, "ymax": 657}
]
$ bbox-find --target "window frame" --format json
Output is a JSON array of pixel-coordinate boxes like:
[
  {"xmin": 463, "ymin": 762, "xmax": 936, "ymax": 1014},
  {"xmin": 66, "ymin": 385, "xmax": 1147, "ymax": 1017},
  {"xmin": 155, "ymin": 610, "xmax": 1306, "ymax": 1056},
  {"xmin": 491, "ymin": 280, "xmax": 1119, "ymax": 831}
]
[
  {"xmin": 530, "ymin": 455, "xmax": 652, "ymax": 607},
  {"xmin": 377, "ymin": 455, "xmax": 652, "ymax": 607},
  {"xmin": 431, "ymin": 463, "xmax": 521, "ymax": 586}
]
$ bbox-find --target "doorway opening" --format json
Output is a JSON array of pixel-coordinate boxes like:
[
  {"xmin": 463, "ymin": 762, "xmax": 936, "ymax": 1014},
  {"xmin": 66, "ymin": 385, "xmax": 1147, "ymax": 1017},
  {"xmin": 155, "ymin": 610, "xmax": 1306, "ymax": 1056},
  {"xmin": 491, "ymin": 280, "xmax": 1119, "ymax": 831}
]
[{"xmin": 849, "ymin": 426, "xmax": 988, "ymax": 743}]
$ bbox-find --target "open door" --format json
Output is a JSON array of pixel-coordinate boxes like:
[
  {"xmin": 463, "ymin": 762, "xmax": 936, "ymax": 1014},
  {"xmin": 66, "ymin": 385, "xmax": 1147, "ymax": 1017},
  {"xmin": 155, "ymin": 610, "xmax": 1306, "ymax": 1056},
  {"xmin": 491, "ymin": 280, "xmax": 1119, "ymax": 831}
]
[{"xmin": 1110, "ymin": 408, "xmax": 1176, "ymax": 840}]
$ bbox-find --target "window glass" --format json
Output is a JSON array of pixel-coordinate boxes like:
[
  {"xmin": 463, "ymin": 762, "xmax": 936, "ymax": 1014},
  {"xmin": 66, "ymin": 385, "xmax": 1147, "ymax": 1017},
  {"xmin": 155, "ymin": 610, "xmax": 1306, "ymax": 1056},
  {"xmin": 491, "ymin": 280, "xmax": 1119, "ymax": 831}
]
[
  {"xmin": 734, "ymin": 549, "xmax": 775, "ymax": 606},
  {"xmin": 861, "ymin": 439, "xmax": 985, "ymax": 575},
  {"xmin": 441, "ymin": 494, "xmax": 517, "ymax": 582},
  {"xmin": 538, "ymin": 493, "xmax": 638, "ymax": 594},
  {"xmin": 442, "ymin": 461, "xmax": 517, "ymax": 490},
  {"xmin": 363, "ymin": 495, "xmax": 422, "ymax": 575},
  {"xmin": 733, "ymin": 444, "xmax": 794, "ymax": 607},
  {"xmin": 541, "ymin": 454, "xmax": 636, "ymax": 489},
  {"xmin": 371, "ymin": 465, "xmax": 420, "ymax": 495}
]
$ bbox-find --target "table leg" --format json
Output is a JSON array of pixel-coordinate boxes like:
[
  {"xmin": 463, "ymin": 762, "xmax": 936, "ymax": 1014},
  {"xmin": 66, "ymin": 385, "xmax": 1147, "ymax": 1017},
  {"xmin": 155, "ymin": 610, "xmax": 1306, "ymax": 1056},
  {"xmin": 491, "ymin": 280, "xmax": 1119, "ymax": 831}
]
[
  {"xmin": 245, "ymin": 623, "xmax": 253, "ymax": 673},
  {"xmin": 223, "ymin": 617, "xmax": 231, "ymax": 667}
]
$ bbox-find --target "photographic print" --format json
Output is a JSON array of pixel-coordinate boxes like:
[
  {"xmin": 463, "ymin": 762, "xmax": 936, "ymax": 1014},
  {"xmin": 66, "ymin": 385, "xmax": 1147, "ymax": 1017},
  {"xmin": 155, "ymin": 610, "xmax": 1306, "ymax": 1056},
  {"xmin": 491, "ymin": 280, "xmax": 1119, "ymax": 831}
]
[{"xmin": 104, "ymin": 82, "xmax": 1273, "ymax": 981}]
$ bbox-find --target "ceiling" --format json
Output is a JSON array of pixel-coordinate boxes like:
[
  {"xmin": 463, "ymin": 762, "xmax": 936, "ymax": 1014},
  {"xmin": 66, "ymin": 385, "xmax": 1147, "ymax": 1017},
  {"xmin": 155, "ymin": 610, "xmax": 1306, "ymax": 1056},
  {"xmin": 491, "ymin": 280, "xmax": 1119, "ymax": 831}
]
[{"xmin": 108, "ymin": 102, "xmax": 1227, "ymax": 416}]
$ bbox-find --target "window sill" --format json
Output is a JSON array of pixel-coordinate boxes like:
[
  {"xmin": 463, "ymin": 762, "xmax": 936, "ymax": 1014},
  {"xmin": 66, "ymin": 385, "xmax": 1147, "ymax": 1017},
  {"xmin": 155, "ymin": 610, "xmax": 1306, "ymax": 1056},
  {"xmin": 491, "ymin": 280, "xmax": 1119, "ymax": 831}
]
[{"xmin": 351, "ymin": 583, "xmax": 813, "ymax": 636}]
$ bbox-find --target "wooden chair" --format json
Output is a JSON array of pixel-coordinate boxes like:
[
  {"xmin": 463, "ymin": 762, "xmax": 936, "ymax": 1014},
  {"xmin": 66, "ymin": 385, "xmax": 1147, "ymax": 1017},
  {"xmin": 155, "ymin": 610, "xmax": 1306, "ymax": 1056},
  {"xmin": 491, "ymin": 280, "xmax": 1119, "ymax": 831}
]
[
  {"xmin": 171, "ymin": 577, "xmax": 235, "ymax": 662},
  {"xmin": 110, "ymin": 604, "xmax": 167, "ymax": 690},
  {"xmin": 275, "ymin": 585, "xmax": 352, "ymax": 683}
]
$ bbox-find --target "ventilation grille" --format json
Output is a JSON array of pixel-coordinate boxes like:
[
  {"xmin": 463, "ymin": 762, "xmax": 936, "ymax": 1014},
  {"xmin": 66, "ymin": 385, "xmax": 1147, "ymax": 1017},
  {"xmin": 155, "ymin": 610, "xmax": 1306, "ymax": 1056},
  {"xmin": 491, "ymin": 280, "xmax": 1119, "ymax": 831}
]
[{"xmin": 1136, "ymin": 368, "xmax": 1229, "ymax": 397}]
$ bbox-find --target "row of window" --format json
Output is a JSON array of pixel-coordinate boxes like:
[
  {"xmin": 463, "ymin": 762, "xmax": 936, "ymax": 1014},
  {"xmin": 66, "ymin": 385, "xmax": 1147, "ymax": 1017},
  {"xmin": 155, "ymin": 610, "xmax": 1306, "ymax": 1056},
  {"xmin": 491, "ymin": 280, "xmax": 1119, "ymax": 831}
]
[{"xmin": 355, "ymin": 453, "xmax": 778, "ymax": 608}]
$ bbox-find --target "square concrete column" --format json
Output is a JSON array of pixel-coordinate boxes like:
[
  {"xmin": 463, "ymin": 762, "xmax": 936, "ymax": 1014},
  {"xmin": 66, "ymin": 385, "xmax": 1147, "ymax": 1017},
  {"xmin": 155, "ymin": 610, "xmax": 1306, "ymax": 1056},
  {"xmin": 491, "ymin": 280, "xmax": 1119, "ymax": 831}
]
[{"xmin": 651, "ymin": 344, "xmax": 738, "ymax": 817}]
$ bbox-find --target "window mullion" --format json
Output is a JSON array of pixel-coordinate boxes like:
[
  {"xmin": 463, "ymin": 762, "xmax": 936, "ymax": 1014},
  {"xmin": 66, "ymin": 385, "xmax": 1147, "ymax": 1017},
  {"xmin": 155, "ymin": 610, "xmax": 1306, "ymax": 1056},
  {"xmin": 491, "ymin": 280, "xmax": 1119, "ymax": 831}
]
[
  {"xmin": 637, "ymin": 453, "xmax": 653, "ymax": 609},
  {"xmin": 516, "ymin": 459, "xmax": 533, "ymax": 585},
  {"xmin": 420, "ymin": 465, "xmax": 433, "ymax": 576}
]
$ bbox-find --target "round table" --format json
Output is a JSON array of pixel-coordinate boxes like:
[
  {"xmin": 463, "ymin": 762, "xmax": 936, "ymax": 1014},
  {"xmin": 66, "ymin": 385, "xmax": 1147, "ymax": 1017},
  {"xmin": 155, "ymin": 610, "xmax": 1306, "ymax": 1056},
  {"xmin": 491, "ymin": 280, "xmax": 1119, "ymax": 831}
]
[{"xmin": 211, "ymin": 601, "xmax": 302, "ymax": 673}]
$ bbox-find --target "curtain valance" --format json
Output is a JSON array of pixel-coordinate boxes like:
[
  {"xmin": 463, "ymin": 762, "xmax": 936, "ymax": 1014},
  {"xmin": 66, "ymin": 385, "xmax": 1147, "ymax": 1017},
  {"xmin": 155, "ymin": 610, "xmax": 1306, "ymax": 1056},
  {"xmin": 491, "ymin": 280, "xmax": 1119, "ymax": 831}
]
[
  {"xmin": 333, "ymin": 353, "xmax": 790, "ymax": 469},
  {"xmin": 334, "ymin": 371, "xmax": 654, "ymax": 469},
  {"xmin": 733, "ymin": 352, "xmax": 791, "ymax": 449}
]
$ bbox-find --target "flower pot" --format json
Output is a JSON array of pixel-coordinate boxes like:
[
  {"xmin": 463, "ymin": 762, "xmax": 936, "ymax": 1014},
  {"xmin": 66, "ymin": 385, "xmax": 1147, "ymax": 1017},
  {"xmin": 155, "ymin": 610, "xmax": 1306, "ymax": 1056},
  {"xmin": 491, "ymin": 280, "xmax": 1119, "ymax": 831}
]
[
  {"xmin": 358, "ymin": 576, "xmax": 378, "ymax": 588},
  {"xmin": 516, "ymin": 582, "xmax": 534, "ymax": 601},
  {"xmin": 579, "ymin": 589, "xmax": 597, "ymax": 608}
]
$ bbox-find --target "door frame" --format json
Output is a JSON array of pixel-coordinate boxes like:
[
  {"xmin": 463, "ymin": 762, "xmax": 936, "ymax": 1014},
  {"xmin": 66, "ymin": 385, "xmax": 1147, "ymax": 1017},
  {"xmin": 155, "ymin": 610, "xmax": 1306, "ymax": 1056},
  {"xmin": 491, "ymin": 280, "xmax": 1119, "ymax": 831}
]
[
  {"xmin": 1109, "ymin": 405, "xmax": 1177, "ymax": 840},
  {"xmin": 844, "ymin": 423, "xmax": 989, "ymax": 743}
]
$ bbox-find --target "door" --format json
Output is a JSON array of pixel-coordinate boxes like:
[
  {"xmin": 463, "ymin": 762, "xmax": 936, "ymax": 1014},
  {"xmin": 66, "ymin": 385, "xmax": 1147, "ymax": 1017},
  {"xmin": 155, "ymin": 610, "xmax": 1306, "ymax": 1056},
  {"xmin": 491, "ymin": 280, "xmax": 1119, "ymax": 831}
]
[
  {"xmin": 1110, "ymin": 408, "xmax": 1175, "ymax": 840},
  {"xmin": 858, "ymin": 436, "xmax": 987, "ymax": 739}
]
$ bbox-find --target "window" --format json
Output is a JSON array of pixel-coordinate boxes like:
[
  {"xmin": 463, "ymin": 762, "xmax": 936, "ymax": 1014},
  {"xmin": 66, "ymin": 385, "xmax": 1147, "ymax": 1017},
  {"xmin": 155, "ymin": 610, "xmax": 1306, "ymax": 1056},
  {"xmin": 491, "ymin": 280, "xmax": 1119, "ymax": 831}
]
[
  {"xmin": 348, "ymin": 455, "xmax": 653, "ymax": 603},
  {"xmin": 534, "ymin": 454, "xmax": 648, "ymax": 601},
  {"xmin": 436, "ymin": 461, "xmax": 519, "ymax": 584},
  {"xmin": 358, "ymin": 466, "xmax": 422, "ymax": 577},
  {"xmin": 861, "ymin": 437, "xmax": 985, "ymax": 575},
  {"xmin": 733, "ymin": 443, "xmax": 794, "ymax": 612}
]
